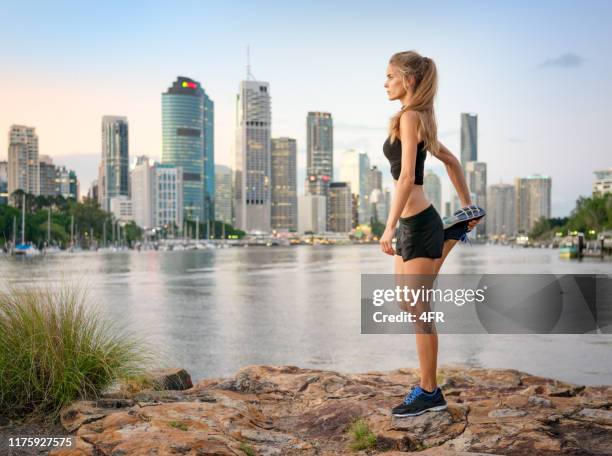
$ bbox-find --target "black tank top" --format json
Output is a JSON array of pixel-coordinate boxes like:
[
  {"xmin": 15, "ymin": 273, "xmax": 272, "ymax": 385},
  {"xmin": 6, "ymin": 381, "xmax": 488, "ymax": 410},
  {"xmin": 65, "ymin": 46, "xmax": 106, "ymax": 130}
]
[{"xmin": 383, "ymin": 136, "xmax": 426, "ymax": 184}]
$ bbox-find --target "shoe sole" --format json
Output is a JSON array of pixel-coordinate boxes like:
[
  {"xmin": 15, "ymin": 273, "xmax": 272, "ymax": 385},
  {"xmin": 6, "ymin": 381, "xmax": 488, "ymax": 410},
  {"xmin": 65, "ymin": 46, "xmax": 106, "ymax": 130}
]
[
  {"xmin": 392, "ymin": 404, "xmax": 448, "ymax": 417},
  {"xmin": 443, "ymin": 214, "xmax": 485, "ymax": 230}
]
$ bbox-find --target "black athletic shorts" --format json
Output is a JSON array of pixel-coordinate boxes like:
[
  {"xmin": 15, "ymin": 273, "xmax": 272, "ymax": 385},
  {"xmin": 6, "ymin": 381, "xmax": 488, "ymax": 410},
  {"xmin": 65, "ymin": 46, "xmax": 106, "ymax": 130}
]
[{"xmin": 394, "ymin": 204, "xmax": 444, "ymax": 262}]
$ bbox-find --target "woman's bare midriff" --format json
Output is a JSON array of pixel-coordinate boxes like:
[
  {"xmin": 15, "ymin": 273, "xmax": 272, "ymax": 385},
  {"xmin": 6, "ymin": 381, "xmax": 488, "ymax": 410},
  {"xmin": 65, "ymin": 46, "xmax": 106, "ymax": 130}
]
[{"xmin": 393, "ymin": 181, "xmax": 431, "ymax": 218}]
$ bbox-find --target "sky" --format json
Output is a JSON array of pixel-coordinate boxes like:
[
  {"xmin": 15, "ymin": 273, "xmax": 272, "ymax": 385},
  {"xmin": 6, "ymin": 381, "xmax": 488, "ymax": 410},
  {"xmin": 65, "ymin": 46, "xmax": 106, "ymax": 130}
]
[{"xmin": 1, "ymin": 0, "xmax": 611, "ymax": 217}]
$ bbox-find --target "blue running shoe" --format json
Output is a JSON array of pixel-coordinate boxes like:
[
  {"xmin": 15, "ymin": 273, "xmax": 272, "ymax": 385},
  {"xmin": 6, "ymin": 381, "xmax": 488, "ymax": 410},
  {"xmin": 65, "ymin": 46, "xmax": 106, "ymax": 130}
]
[
  {"xmin": 391, "ymin": 385, "xmax": 448, "ymax": 417},
  {"xmin": 444, "ymin": 220, "xmax": 471, "ymax": 244},
  {"xmin": 442, "ymin": 204, "xmax": 486, "ymax": 244}
]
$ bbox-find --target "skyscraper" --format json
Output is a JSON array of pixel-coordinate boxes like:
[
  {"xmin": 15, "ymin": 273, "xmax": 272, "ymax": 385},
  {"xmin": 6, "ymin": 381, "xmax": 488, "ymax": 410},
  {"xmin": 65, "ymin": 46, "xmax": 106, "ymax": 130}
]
[
  {"xmin": 234, "ymin": 78, "xmax": 272, "ymax": 233},
  {"xmin": 367, "ymin": 165, "xmax": 384, "ymax": 224},
  {"xmin": 99, "ymin": 116, "xmax": 129, "ymax": 211},
  {"xmin": 487, "ymin": 183, "xmax": 515, "ymax": 239},
  {"xmin": 339, "ymin": 149, "xmax": 371, "ymax": 224},
  {"xmin": 306, "ymin": 112, "xmax": 333, "ymax": 197},
  {"xmin": 130, "ymin": 155, "xmax": 183, "ymax": 231},
  {"xmin": 515, "ymin": 175, "xmax": 552, "ymax": 234},
  {"xmin": 327, "ymin": 182, "xmax": 352, "ymax": 232},
  {"xmin": 152, "ymin": 163, "xmax": 183, "ymax": 230},
  {"xmin": 369, "ymin": 188, "xmax": 387, "ymax": 224},
  {"xmin": 131, "ymin": 156, "xmax": 154, "ymax": 229},
  {"xmin": 460, "ymin": 113, "xmax": 478, "ymax": 166},
  {"xmin": 110, "ymin": 196, "xmax": 133, "ymax": 222},
  {"xmin": 39, "ymin": 155, "xmax": 56, "ymax": 197},
  {"xmin": 593, "ymin": 168, "xmax": 612, "ymax": 196},
  {"xmin": 214, "ymin": 164, "xmax": 233, "ymax": 225},
  {"xmin": 465, "ymin": 161, "xmax": 487, "ymax": 238},
  {"xmin": 203, "ymin": 93, "xmax": 215, "ymax": 223},
  {"xmin": 367, "ymin": 165, "xmax": 383, "ymax": 193},
  {"xmin": 56, "ymin": 167, "xmax": 78, "ymax": 200},
  {"xmin": 423, "ymin": 170, "xmax": 442, "ymax": 215},
  {"xmin": 298, "ymin": 194, "xmax": 326, "ymax": 234},
  {"xmin": 271, "ymin": 137, "xmax": 297, "ymax": 231},
  {"xmin": 88, "ymin": 180, "xmax": 99, "ymax": 202},
  {"xmin": 7, "ymin": 125, "xmax": 39, "ymax": 196},
  {"xmin": 162, "ymin": 76, "xmax": 214, "ymax": 224},
  {"xmin": 0, "ymin": 161, "xmax": 8, "ymax": 205}
]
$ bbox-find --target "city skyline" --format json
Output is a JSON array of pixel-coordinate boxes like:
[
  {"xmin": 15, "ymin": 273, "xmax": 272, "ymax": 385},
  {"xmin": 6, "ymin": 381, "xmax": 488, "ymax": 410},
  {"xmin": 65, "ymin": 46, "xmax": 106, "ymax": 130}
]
[{"xmin": 1, "ymin": 1, "xmax": 611, "ymax": 218}]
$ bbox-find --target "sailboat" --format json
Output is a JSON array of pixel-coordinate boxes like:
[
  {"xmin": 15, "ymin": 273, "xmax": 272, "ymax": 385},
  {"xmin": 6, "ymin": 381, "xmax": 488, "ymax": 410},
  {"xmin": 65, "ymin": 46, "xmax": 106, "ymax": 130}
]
[
  {"xmin": 13, "ymin": 194, "xmax": 41, "ymax": 256},
  {"xmin": 43, "ymin": 206, "xmax": 61, "ymax": 254}
]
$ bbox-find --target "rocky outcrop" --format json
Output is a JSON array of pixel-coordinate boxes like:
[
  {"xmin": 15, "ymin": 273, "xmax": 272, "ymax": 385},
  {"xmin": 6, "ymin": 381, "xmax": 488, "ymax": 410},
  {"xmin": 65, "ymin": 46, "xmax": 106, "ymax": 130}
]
[{"xmin": 50, "ymin": 365, "xmax": 612, "ymax": 456}]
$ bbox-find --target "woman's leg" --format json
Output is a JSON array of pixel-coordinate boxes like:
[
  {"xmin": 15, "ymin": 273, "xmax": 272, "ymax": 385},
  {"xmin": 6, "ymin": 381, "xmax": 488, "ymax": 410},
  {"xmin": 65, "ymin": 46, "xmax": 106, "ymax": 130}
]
[
  {"xmin": 394, "ymin": 254, "xmax": 438, "ymax": 392},
  {"xmin": 433, "ymin": 239, "xmax": 458, "ymax": 276}
]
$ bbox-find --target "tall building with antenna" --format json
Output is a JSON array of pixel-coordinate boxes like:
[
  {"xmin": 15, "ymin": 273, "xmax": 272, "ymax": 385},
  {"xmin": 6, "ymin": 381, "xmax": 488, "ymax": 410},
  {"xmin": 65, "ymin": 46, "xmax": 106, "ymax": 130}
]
[{"xmin": 234, "ymin": 47, "xmax": 272, "ymax": 232}]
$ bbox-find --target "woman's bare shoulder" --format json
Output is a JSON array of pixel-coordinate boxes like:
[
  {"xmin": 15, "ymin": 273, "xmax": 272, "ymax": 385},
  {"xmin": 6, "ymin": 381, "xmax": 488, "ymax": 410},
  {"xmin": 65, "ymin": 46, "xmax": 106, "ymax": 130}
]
[
  {"xmin": 399, "ymin": 109, "xmax": 419, "ymax": 123},
  {"xmin": 399, "ymin": 110, "xmax": 419, "ymax": 135}
]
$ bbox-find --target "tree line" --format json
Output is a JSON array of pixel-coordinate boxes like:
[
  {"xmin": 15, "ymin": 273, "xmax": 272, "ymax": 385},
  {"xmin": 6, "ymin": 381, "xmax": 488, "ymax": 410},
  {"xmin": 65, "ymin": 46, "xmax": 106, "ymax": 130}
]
[
  {"xmin": 0, "ymin": 190, "xmax": 245, "ymax": 249},
  {"xmin": 529, "ymin": 192, "xmax": 612, "ymax": 240}
]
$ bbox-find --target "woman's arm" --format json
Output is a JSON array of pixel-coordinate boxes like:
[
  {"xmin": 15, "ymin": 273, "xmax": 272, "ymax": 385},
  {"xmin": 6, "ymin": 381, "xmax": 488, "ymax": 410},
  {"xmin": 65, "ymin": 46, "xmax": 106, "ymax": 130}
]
[
  {"xmin": 385, "ymin": 111, "xmax": 419, "ymax": 231},
  {"xmin": 435, "ymin": 141, "xmax": 472, "ymax": 207}
]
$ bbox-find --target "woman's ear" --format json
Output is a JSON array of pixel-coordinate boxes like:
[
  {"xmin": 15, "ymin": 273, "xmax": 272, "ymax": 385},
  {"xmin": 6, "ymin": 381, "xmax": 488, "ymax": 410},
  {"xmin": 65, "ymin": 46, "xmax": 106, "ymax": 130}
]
[{"xmin": 407, "ymin": 74, "xmax": 416, "ymax": 90}]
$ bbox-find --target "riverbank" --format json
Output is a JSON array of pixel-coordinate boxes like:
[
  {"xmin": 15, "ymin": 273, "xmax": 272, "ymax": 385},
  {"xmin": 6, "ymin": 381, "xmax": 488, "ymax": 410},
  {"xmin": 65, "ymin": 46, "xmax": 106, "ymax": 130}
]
[{"xmin": 3, "ymin": 364, "xmax": 609, "ymax": 456}]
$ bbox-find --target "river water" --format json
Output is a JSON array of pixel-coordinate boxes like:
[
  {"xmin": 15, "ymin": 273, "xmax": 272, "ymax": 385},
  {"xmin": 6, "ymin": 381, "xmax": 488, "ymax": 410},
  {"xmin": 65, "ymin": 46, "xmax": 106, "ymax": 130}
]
[{"xmin": 1, "ymin": 244, "xmax": 611, "ymax": 386}]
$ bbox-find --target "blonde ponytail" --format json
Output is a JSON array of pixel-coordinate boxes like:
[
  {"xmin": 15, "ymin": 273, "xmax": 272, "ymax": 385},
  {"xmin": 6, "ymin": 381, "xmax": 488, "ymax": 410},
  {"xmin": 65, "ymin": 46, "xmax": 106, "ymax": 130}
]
[{"xmin": 388, "ymin": 51, "xmax": 440, "ymax": 157}]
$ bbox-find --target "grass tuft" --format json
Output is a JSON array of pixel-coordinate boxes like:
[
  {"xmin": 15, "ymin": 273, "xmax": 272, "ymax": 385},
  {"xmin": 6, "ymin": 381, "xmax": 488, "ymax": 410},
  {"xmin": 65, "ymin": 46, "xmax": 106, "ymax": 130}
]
[
  {"xmin": 347, "ymin": 418, "xmax": 377, "ymax": 451},
  {"xmin": 168, "ymin": 420, "xmax": 189, "ymax": 431},
  {"xmin": 239, "ymin": 442, "xmax": 256, "ymax": 456},
  {"xmin": 0, "ymin": 282, "xmax": 152, "ymax": 421}
]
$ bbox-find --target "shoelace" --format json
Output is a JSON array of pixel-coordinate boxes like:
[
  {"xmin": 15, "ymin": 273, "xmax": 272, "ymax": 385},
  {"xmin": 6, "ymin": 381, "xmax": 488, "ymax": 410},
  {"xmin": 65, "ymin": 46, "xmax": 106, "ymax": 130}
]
[
  {"xmin": 459, "ymin": 231, "xmax": 471, "ymax": 245},
  {"xmin": 403, "ymin": 387, "xmax": 421, "ymax": 405}
]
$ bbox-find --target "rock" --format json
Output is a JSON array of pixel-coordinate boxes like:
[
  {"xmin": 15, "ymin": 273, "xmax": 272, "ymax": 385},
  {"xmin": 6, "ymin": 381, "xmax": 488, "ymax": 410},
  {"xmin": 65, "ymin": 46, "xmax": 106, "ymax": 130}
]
[
  {"xmin": 49, "ymin": 365, "xmax": 612, "ymax": 456},
  {"xmin": 59, "ymin": 401, "xmax": 114, "ymax": 433},
  {"xmin": 573, "ymin": 407, "xmax": 612, "ymax": 426},
  {"xmin": 148, "ymin": 367, "xmax": 193, "ymax": 390},
  {"xmin": 95, "ymin": 398, "xmax": 135, "ymax": 409},
  {"xmin": 528, "ymin": 395, "xmax": 554, "ymax": 408},
  {"xmin": 385, "ymin": 404, "xmax": 469, "ymax": 450},
  {"xmin": 548, "ymin": 384, "xmax": 586, "ymax": 397},
  {"xmin": 487, "ymin": 408, "xmax": 528, "ymax": 418},
  {"xmin": 384, "ymin": 451, "xmax": 504, "ymax": 455}
]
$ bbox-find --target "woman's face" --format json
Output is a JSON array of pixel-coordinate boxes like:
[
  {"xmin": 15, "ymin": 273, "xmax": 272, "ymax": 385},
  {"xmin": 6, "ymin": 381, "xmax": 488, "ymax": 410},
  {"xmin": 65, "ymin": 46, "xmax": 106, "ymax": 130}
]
[{"xmin": 384, "ymin": 63, "xmax": 409, "ymax": 101}]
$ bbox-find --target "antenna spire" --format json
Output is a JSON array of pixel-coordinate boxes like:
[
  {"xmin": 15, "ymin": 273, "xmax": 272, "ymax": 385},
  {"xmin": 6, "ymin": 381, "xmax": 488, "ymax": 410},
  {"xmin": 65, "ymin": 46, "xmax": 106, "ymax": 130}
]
[{"xmin": 246, "ymin": 45, "xmax": 256, "ymax": 80}]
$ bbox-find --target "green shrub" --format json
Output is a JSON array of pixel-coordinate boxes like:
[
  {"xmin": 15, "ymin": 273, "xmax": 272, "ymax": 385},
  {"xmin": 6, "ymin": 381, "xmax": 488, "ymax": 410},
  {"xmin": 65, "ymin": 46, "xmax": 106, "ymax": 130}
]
[
  {"xmin": 239, "ymin": 442, "xmax": 256, "ymax": 456},
  {"xmin": 168, "ymin": 420, "xmax": 189, "ymax": 431},
  {"xmin": 0, "ymin": 283, "xmax": 151, "ymax": 419},
  {"xmin": 347, "ymin": 418, "xmax": 377, "ymax": 451}
]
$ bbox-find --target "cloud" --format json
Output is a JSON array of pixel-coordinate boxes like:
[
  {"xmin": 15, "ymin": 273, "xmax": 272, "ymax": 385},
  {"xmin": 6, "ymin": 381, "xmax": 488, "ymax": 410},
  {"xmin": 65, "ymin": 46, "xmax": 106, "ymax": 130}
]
[{"xmin": 538, "ymin": 53, "xmax": 586, "ymax": 69}]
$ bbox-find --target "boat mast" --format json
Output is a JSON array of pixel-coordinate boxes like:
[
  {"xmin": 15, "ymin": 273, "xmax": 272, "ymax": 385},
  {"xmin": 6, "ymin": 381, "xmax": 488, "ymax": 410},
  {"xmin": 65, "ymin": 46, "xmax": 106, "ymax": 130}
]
[{"xmin": 21, "ymin": 193, "xmax": 25, "ymax": 245}]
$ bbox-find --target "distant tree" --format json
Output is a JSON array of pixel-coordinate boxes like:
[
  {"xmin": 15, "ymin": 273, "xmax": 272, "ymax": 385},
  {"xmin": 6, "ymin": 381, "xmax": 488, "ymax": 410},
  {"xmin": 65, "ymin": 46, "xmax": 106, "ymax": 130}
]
[{"xmin": 370, "ymin": 217, "xmax": 385, "ymax": 238}]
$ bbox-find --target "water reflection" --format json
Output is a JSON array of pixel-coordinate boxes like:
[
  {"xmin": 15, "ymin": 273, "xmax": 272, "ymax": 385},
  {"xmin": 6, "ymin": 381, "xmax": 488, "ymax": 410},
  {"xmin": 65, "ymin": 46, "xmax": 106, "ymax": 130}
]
[{"xmin": 1, "ymin": 244, "xmax": 610, "ymax": 385}]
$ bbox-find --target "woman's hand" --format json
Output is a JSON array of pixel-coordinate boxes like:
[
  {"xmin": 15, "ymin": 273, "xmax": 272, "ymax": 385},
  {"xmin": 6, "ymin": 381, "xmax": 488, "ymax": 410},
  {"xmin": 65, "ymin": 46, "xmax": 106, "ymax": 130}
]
[
  {"xmin": 467, "ymin": 217, "xmax": 484, "ymax": 232},
  {"xmin": 380, "ymin": 226, "xmax": 396, "ymax": 256}
]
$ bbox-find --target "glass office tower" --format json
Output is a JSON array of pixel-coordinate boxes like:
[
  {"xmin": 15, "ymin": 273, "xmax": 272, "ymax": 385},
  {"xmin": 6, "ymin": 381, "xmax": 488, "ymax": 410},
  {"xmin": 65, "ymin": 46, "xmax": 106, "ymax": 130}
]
[{"xmin": 162, "ymin": 76, "xmax": 214, "ymax": 224}]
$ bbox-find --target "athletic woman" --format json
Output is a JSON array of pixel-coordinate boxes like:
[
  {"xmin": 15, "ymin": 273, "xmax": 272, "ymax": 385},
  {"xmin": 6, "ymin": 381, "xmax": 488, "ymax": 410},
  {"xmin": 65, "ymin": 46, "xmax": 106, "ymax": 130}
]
[{"xmin": 380, "ymin": 50, "xmax": 483, "ymax": 417}]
